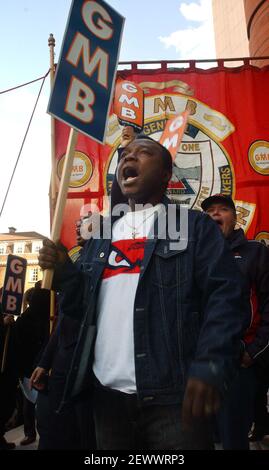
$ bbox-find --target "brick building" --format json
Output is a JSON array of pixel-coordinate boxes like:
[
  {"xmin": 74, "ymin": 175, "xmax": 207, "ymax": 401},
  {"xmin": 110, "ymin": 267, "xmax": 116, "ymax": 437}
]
[
  {"xmin": 212, "ymin": 0, "xmax": 249, "ymax": 60},
  {"xmin": 212, "ymin": 0, "xmax": 269, "ymax": 67},
  {"xmin": 244, "ymin": 0, "xmax": 269, "ymax": 67}
]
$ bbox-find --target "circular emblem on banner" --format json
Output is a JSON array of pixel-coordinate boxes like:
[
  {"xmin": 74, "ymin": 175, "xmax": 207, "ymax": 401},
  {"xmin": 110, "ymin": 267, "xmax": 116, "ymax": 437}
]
[
  {"xmin": 248, "ymin": 140, "xmax": 269, "ymax": 175},
  {"xmin": 57, "ymin": 151, "xmax": 93, "ymax": 188},
  {"xmin": 105, "ymin": 93, "xmax": 234, "ymax": 210},
  {"xmin": 255, "ymin": 231, "xmax": 269, "ymax": 246}
]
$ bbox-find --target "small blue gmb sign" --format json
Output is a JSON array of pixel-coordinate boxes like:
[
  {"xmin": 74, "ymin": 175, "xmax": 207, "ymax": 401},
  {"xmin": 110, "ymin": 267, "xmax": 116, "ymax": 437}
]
[
  {"xmin": 1, "ymin": 255, "xmax": 27, "ymax": 316},
  {"xmin": 48, "ymin": 0, "xmax": 125, "ymax": 143}
]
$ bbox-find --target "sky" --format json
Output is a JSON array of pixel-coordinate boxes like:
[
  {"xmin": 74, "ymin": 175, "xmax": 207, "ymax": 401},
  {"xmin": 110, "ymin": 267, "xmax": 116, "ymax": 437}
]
[{"xmin": 0, "ymin": 0, "xmax": 216, "ymax": 236}]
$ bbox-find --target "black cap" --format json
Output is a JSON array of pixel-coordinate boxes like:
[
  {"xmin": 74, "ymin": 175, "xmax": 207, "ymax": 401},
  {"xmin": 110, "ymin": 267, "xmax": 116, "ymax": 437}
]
[{"xmin": 201, "ymin": 194, "xmax": 236, "ymax": 212}]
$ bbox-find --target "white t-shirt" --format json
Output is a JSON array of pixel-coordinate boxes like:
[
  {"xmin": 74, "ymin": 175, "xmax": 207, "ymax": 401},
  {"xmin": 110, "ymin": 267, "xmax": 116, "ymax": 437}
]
[{"xmin": 93, "ymin": 204, "xmax": 162, "ymax": 393}]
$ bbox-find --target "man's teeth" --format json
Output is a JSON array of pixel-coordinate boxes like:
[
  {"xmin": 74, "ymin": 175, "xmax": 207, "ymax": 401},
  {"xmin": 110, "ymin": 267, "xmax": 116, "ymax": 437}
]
[{"xmin": 125, "ymin": 176, "xmax": 137, "ymax": 182}]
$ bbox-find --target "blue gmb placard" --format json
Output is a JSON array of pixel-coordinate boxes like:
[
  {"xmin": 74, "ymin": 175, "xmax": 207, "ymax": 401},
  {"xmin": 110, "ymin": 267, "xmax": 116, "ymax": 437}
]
[
  {"xmin": 1, "ymin": 255, "xmax": 27, "ymax": 316},
  {"xmin": 47, "ymin": 0, "xmax": 125, "ymax": 143}
]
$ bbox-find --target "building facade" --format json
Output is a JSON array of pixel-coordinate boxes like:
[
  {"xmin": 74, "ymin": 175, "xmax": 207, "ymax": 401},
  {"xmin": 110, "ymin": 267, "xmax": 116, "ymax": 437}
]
[
  {"xmin": 0, "ymin": 227, "xmax": 45, "ymax": 296},
  {"xmin": 212, "ymin": 0, "xmax": 250, "ymax": 60},
  {"xmin": 212, "ymin": 0, "xmax": 269, "ymax": 67},
  {"xmin": 244, "ymin": 0, "xmax": 269, "ymax": 67}
]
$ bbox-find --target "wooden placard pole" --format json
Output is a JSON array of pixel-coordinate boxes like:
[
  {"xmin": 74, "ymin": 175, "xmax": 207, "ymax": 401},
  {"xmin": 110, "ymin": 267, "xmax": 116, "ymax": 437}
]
[
  {"xmin": 48, "ymin": 34, "xmax": 57, "ymax": 215},
  {"xmin": 42, "ymin": 127, "xmax": 78, "ymax": 290},
  {"xmin": 48, "ymin": 34, "xmax": 57, "ymax": 331}
]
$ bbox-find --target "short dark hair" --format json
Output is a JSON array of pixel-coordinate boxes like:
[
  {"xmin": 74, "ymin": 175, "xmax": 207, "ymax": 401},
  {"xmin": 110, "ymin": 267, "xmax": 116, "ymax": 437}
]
[{"xmin": 135, "ymin": 134, "xmax": 173, "ymax": 174}]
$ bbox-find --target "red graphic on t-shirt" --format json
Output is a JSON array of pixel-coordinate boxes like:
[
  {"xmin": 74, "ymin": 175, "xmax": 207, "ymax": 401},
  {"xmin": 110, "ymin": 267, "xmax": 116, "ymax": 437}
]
[{"xmin": 102, "ymin": 238, "xmax": 146, "ymax": 279}]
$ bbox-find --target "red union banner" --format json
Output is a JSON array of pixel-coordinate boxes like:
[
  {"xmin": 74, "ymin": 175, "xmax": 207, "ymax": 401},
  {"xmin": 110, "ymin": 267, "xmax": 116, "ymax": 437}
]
[{"xmin": 55, "ymin": 63, "xmax": 269, "ymax": 249}]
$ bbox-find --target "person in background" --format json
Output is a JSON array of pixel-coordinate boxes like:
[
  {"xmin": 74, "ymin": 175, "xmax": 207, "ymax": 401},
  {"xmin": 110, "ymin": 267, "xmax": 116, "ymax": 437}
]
[
  {"xmin": 0, "ymin": 281, "xmax": 49, "ymax": 450},
  {"xmin": 202, "ymin": 193, "xmax": 269, "ymax": 449},
  {"xmin": 30, "ymin": 219, "xmax": 96, "ymax": 450},
  {"xmin": 14, "ymin": 285, "xmax": 50, "ymax": 446},
  {"xmin": 31, "ymin": 314, "xmax": 91, "ymax": 449},
  {"xmin": 248, "ymin": 365, "xmax": 269, "ymax": 446},
  {"xmin": 0, "ymin": 296, "xmax": 17, "ymax": 450}
]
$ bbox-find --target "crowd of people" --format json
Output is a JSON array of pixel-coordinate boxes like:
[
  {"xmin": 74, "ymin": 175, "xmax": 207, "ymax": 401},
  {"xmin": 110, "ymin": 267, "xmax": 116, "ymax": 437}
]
[
  {"xmin": 1, "ymin": 127, "xmax": 269, "ymax": 450},
  {"xmin": 0, "ymin": 282, "xmax": 50, "ymax": 449}
]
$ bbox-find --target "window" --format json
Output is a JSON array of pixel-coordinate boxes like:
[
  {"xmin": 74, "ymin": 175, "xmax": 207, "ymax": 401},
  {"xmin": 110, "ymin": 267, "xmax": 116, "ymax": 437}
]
[
  {"xmin": 7, "ymin": 244, "xmax": 13, "ymax": 254},
  {"xmin": 0, "ymin": 244, "xmax": 5, "ymax": 254},
  {"xmin": 32, "ymin": 241, "xmax": 42, "ymax": 253},
  {"xmin": 14, "ymin": 243, "xmax": 24, "ymax": 254},
  {"xmin": 30, "ymin": 268, "xmax": 39, "ymax": 283},
  {"xmin": 24, "ymin": 243, "xmax": 30, "ymax": 253}
]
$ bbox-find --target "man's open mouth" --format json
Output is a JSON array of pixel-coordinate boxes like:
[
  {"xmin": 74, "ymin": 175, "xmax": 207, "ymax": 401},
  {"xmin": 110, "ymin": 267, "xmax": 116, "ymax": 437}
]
[
  {"xmin": 121, "ymin": 166, "xmax": 139, "ymax": 185},
  {"xmin": 215, "ymin": 219, "xmax": 223, "ymax": 226}
]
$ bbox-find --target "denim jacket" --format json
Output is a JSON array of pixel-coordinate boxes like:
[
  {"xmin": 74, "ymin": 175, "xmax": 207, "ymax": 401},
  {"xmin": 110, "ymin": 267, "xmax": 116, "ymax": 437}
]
[{"xmin": 54, "ymin": 198, "xmax": 244, "ymax": 409}]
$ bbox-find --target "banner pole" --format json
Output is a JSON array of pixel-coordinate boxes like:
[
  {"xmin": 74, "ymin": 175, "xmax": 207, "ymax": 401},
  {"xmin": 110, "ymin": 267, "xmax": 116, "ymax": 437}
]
[
  {"xmin": 49, "ymin": 290, "xmax": 56, "ymax": 334},
  {"xmin": 1, "ymin": 326, "xmax": 11, "ymax": 373},
  {"xmin": 48, "ymin": 34, "xmax": 57, "ymax": 218},
  {"xmin": 47, "ymin": 34, "xmax": 57, "ymax": 330},
  {"xmin": 42, "ymin": 127, "xmax": 78, "ymax": 290}
]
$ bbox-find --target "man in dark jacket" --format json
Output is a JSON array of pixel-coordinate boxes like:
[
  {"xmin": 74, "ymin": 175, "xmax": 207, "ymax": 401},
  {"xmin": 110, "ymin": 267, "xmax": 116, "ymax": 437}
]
[
  {"xmin": 38, "ymin": 137, "xmax": 245, "ymax": 450},
  {"xmin": 202, "ymin": 193, "xmax": 269, "ymax": 449}
]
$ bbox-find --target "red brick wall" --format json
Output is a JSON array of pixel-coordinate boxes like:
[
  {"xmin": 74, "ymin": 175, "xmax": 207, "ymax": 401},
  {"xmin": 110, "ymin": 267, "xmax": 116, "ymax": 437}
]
[{"xmin": 244, "ymin": 0, "xmax": 269, "ymax": 66}]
